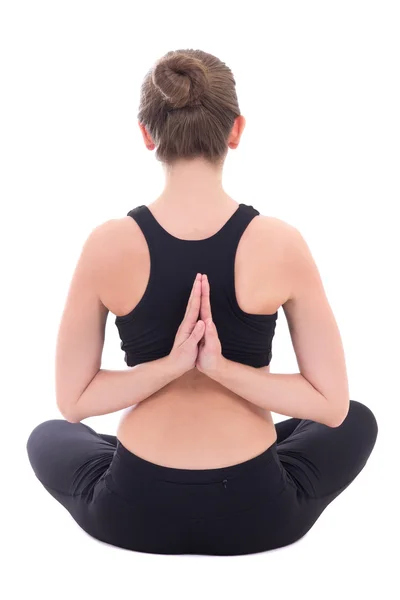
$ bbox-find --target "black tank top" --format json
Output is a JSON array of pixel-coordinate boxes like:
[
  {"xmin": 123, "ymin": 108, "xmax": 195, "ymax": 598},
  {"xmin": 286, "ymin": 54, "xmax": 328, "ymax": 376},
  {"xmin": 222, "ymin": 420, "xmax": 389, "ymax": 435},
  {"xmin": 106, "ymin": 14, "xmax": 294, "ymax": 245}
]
[{"xmin": 115, "ymin": 203, "xmax": 278, "ymax": 369}]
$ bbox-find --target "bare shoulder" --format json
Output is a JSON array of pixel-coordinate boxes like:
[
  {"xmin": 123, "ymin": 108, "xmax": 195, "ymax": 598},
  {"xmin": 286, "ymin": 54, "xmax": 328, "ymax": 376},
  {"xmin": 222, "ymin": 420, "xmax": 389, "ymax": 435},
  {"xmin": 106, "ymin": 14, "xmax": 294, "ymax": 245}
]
[
  {"xmin": 252, "ymin": 214, "xmax": 318, "ymax": 297},
  {"xmin": 259, "ymin": 213, "xmax": 314, "ymax": 254},
  {"xmin": 251, "ymin": 213, "xmax": 300, "ymax": 255},
  {"xmin": 256, "ymin": 213, "xmax": 298, "ymax": 233},
  {"xmin": 262, "ymin": 215, "xmax": 324, "ymax": 293},
  {"xmin": 88, "ymin": 215, "xmax": 139, "ymax": 242},
  {"xmin": 85, "ymin": 215, "xmax": 143, "ymax": 261}
]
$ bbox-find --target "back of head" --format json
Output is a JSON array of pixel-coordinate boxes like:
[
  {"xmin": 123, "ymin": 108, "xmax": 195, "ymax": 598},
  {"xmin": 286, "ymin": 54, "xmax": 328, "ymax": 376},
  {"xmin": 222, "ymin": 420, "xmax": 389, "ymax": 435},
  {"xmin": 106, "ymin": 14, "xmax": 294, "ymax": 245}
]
[{"xmin": 138, "ymin": 49, "xmax": 241, "ymax": 166}]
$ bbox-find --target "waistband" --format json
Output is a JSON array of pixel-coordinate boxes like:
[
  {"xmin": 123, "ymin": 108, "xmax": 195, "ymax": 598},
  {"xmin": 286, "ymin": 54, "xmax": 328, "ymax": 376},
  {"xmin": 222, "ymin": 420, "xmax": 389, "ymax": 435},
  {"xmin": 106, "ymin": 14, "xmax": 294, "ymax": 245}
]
[{"xmin": 112, "ymin": 439, "xmax": 281, "ymax": 484}]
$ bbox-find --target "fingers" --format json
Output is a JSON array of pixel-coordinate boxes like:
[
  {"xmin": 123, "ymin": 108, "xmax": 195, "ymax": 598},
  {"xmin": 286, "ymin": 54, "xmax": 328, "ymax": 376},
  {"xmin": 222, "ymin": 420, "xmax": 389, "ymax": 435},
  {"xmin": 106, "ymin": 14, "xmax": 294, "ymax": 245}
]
[
  {"xmin": 183, "ymin": 273, "xmax": 201, "ymax": 317},
  {"xmin": 181, "ymin": 273, "xmax": 202, "ymax": 331},
  {"xmin": 200, "ymin": 273, "xmax": 213, "ymax": 323},
  {"xmin": 189, "ymin": 319, "xmax": 205, "ymax": 343}
]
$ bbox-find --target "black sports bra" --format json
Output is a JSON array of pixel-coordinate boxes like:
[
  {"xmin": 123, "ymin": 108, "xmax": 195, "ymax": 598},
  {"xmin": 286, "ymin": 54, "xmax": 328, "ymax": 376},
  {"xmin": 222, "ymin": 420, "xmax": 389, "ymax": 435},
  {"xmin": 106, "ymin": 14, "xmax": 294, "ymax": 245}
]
[{"xmin": 115, "ymin": 203, "xmax": 278, "ymax": 368}]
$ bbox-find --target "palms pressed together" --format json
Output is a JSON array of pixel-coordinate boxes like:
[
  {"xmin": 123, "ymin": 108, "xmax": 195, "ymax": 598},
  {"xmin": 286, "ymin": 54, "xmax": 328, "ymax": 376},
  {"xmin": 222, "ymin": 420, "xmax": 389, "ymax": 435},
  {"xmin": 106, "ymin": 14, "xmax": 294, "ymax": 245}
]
[{"xmin": 169, "ymin": 273, "xmax": 223, "ymax": 376}]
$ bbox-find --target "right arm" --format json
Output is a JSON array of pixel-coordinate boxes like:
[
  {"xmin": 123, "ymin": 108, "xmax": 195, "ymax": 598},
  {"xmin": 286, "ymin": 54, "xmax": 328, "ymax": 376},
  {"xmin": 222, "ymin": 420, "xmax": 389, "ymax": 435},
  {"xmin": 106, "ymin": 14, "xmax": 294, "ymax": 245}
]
[
  {"xmin": 281, "ymin": 222, "xmax": 350, "ymax": 424},
  {"xmin": 204, "ymin": 222, "xmax": 350, "ymax": 427}
]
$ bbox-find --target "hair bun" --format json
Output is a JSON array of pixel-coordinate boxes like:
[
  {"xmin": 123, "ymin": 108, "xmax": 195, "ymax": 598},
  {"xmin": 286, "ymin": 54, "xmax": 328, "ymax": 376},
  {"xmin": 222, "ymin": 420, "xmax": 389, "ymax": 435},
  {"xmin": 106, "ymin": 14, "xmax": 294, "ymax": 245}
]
[{"xmin": 152, "ymin": 52, "xmax": 208, "ymax": 109}]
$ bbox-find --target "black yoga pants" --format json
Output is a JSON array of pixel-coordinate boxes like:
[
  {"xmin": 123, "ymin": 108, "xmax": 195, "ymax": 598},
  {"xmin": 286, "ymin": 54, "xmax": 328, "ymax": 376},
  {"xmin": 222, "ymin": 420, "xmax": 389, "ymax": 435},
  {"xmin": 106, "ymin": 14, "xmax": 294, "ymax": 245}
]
[{"xmin": 26, "ymin": 399, "xmax": 378, "ymax": 556}]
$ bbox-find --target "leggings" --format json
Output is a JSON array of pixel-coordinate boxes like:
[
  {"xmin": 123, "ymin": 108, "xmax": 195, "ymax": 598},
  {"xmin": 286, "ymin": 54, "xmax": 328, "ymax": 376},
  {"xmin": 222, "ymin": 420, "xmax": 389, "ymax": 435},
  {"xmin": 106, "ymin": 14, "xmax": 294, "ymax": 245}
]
[{"xmin": 26, "ymin": 399, "xmax": 378, "ymax": 556}]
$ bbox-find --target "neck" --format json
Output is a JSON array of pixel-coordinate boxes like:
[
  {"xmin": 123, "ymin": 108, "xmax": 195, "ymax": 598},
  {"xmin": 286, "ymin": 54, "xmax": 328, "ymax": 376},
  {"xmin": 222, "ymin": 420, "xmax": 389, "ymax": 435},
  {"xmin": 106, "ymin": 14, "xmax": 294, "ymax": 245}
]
[{"xmin": 156, "ymin": 157, "xmax": 232, "ymax": 212}]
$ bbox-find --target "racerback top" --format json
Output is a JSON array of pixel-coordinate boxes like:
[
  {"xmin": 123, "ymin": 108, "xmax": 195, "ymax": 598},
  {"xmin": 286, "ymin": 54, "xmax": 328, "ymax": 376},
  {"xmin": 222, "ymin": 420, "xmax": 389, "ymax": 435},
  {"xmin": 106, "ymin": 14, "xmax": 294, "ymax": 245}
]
[{"xmin": 115, "ymin": 203, "xmax": 278, "ymax": 369}]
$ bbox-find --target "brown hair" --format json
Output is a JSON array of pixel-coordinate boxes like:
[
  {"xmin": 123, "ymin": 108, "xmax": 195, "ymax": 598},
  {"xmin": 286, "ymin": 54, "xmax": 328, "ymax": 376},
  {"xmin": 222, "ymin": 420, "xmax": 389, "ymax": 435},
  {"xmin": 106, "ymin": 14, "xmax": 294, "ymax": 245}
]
[{"xmin": 137, "ymin": 49, "xmax": 241, "ymax": 166}]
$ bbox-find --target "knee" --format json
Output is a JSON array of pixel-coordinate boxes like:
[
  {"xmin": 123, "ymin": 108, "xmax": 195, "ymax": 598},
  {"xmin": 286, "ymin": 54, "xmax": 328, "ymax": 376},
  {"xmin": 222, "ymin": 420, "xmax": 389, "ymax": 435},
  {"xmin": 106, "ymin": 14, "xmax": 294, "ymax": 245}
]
[
  {"xmin": 26, "ymin": 419, "xmax": 66, "ymax": 474},
  {"xmin": 347, "ymin": 400, "xmax": 378, "ymax": 447}
]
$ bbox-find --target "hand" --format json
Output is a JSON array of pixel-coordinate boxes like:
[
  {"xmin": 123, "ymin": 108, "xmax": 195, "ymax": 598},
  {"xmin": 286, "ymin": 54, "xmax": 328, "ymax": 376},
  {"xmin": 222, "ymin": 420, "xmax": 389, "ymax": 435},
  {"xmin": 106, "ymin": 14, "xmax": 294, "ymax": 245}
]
[
  {"xmin": 168, "ymin": 273, "xmax": 206, "ymax": 377},
  {"xmin": 195, "ymin": 274, "xmax": 223, "ymax": 375}
]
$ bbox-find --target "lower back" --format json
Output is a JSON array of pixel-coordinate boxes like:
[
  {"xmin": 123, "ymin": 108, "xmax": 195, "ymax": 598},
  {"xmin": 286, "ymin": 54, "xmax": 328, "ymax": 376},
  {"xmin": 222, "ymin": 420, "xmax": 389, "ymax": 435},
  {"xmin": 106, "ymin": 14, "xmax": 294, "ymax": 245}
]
[{"xmin": 117, "ymin": 366, "xmax": 277, "ymax": 469}]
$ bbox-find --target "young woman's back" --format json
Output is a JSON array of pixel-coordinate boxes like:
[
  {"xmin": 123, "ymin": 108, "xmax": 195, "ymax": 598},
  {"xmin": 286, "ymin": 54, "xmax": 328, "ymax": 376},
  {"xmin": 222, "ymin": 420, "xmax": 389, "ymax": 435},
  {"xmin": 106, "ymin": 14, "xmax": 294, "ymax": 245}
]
[
  {"xmin": 111, "ymin": 198, "xmax": 288, "ymax": 468},
  {"xmin": 27, "ymin": 48, "xmax": 377, "ymax": 555}
]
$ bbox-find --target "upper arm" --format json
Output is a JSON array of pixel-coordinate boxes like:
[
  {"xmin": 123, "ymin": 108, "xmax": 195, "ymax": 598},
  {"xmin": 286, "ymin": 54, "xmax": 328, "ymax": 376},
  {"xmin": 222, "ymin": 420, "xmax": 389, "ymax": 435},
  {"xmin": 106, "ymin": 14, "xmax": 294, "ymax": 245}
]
[
  {"xmin": 55, "ymin": 223, "xmax": 110, "ymax": 420},
  {"xmin": 282, "ymin": 225, "xmax": 350, "ymax": 422}
]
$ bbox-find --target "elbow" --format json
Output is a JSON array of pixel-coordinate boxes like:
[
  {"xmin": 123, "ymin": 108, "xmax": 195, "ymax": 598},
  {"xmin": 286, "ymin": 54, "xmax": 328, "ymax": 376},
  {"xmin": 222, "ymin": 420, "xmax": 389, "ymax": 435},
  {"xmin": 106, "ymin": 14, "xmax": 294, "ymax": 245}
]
[
  {"xmin": 325, "ymin": 398, "xmax": 350, "ymax": 428},
  {"xmin": 326, "ymin": 414, "xmax": 346, "ymax": 428},
  {"xmin": 57, "ymin": 399, "xmax": 81, "ymax": 423},
  {"xmin": 64, "ymin": 413, "xmax": 81, "ymax": 424}
]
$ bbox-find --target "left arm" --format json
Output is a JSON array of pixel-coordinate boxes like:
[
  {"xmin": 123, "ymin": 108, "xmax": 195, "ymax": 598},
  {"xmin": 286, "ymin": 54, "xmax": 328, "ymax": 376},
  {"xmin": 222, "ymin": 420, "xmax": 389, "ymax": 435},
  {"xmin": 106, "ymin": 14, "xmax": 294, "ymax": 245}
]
[{"xmin": 55, "ymin": 221, "xmax": 180, "ymax": 423}]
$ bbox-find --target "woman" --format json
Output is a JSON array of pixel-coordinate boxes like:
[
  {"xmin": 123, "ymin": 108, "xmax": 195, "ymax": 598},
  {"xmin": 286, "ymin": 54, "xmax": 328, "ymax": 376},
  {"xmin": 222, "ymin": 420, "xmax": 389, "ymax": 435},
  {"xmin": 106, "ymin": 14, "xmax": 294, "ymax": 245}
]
[{"xmin": 27, "ymin": 48, "xmax": 378, "ymax": 556}]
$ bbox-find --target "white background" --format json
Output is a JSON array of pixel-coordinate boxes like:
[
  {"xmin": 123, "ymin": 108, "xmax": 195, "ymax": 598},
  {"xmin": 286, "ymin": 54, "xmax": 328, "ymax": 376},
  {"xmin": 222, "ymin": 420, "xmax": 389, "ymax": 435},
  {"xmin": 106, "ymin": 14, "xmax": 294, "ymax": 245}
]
[{"xmin": 1, "ymin": 1, "xmax": 399, "ymax": 598}]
